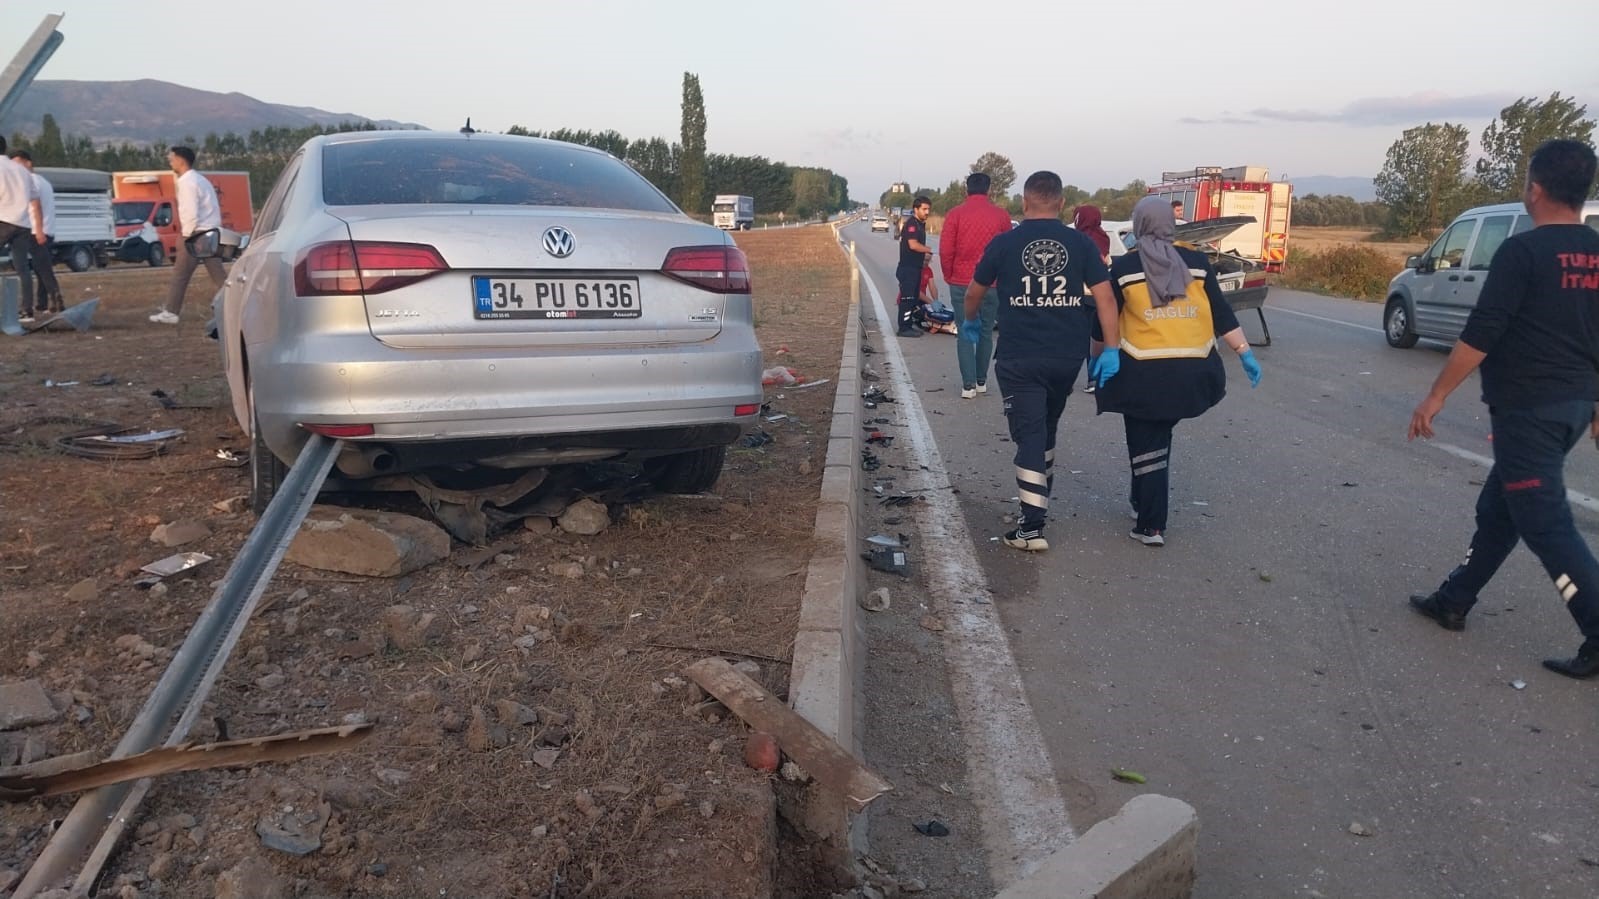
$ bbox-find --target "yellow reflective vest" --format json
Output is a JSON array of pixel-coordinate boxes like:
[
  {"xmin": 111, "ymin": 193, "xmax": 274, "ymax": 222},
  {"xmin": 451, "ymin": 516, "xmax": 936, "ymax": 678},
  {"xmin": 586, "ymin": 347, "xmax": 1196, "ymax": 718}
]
[{"xmin": 1116, "ymin": 256, "xmax": 1216, "ymax": 361}]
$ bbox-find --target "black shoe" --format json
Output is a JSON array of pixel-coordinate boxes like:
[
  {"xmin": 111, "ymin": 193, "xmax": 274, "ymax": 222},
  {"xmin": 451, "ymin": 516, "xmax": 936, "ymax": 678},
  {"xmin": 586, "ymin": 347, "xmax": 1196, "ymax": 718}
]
[
  {"xmin": 1409, "ymin": 593, "xmax": 1466, "ymax": 631},
  {"xmin": 897, "ymin": 327, "xmax": 922, "ymax": 338},
  {"xmin": 1541, "ymin": 641, "xmax": 1599, "ymax": 679}
]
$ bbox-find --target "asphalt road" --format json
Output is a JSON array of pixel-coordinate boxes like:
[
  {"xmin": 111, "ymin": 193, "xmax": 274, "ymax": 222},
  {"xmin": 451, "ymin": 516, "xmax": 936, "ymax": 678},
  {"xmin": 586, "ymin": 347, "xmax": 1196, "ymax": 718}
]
[{"xmin": 844, "ymin": 220, "xmax": 1599, "ymax": 899}]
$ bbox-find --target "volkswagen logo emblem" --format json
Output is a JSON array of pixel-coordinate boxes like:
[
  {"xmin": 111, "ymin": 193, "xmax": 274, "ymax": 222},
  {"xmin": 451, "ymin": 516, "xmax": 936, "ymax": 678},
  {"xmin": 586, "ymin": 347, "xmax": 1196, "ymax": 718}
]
[{"xmin": 542, "ymin": 226, "xmax": 575, "ymax": 258}]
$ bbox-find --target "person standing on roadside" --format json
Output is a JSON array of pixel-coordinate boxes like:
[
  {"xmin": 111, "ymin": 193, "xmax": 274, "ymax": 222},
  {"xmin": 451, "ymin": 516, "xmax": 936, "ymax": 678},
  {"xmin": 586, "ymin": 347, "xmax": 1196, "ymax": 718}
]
[
  {"xmin": 149, "ymin": 146, "xmax": 225, "ymax": 325},
  {"xmin": 896, "ymin": 196, "xmax": 934, "ymax": 338},
  {"xmin": 942, "ymin": 172, "xmax": 1015, "ymax": 396},
  {"xmin": 0, "ymin": 136, "xmax": 46, "ymax": 323},
  {"xmin": 8, "ymin": 149, "xmax": 64, "ymax": 315},
  {"xmin": 960, "ymin": 171, "xmax": 1120, "ymax": 552},
  {"xmin": 1090, "ymin": 195, "xmax": 1263, "ymax": 548},
  {"xmin": 1407, "ymin": 139, "xmax": 1599, "ymax": 680}
]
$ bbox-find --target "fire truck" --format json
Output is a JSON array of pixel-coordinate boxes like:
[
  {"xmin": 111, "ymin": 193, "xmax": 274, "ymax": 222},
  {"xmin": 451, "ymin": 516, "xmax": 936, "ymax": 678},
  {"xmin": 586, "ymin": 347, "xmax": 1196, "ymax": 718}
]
[{"xmin": 1146, "ymin": 166, "xmax": 1292, "ymax": 271}]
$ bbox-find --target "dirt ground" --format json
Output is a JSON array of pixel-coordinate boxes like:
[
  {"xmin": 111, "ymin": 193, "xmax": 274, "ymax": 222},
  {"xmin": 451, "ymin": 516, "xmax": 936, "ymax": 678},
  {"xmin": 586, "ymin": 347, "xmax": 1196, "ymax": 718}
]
[
  {"xmin": 0, "ymin": 227, "xmax": 850, "ymax": 898},
  {"xmin": 1289, "ymin": 226, "xmax": 1427, "ymax": 269}
]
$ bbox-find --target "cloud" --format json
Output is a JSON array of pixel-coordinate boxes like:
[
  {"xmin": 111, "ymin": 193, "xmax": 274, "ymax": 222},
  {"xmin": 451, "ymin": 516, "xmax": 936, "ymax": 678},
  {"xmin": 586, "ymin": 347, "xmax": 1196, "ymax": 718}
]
[
  {"xmin": 815, "ymin": 126, "xmax": 883, "ymax": 153},
  {"xmin": 1178, "ymin": 116, "xmax": 1260, "ymax": 126},
  {"xmin": 1247, "ymin": 92, "xmax": 1516, "ymax": 126}
]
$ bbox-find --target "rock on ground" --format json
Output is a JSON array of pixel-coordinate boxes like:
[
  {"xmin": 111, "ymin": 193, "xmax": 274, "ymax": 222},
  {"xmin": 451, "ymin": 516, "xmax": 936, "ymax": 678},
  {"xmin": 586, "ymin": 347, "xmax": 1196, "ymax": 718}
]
[{"xmin": 286, "ymin": 507, "xmax": 450, "ymax": 577}]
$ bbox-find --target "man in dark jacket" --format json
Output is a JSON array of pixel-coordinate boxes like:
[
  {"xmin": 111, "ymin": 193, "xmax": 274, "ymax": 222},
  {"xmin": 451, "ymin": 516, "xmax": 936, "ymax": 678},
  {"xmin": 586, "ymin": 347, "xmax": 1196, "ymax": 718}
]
[{"xmin": 1407, "ymin": 139, "xmax": 1599, "ymax": 680}]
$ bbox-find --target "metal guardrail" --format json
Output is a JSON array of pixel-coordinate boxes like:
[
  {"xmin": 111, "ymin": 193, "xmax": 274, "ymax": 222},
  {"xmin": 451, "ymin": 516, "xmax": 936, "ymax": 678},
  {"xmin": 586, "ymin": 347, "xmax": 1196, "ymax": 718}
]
[{"xmin": 15, "ymin": 435, "xmax": 342, "ymax": 898}]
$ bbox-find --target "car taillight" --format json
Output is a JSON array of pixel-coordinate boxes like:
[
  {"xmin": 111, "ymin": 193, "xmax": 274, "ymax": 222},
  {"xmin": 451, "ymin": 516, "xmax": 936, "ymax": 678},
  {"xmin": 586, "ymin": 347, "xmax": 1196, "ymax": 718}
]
[
  {"xmin": 294, "ymin": 241, "xmax": 448, "ymax": 296},
  {"xmin": 662, "ymin": 245, "xmax": 751, "ymax": 294}
]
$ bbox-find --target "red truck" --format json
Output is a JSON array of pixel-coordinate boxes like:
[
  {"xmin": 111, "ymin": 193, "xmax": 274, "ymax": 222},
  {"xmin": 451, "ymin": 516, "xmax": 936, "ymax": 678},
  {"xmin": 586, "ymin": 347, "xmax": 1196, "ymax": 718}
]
[{"xmin": 112, "ymin": 170, "xmax": 254, "ymax": 266}]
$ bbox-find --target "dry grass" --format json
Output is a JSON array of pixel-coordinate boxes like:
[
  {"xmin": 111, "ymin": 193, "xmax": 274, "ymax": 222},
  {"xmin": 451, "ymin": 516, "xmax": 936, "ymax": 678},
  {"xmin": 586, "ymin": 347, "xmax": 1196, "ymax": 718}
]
[{"xmin": 0, "ymin": 229, "xmax": 852, "ymax": 898}]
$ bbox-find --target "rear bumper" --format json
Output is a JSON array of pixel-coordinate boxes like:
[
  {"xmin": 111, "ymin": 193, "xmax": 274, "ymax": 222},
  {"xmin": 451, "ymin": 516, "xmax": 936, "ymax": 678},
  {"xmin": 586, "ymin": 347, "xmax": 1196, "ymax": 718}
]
[{"xmin": 252, "ymin": 331, "xmax": 763, "ymax": 465}]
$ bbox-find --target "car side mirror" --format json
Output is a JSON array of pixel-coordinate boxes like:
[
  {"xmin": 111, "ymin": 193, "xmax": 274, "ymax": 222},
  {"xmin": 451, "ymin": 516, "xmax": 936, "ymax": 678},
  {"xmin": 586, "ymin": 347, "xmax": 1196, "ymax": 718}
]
[{"xmin": 1406, "ymin": 254, "xmax": 1421, "ymax": 270}]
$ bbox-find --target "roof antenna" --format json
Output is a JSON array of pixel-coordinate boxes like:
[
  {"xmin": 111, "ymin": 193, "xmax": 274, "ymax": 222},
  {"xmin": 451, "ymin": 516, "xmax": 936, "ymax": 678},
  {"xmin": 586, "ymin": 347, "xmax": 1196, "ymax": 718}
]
[{"xmin": 460, "ymin": 117, "xmax": 475, "ymax": 135}]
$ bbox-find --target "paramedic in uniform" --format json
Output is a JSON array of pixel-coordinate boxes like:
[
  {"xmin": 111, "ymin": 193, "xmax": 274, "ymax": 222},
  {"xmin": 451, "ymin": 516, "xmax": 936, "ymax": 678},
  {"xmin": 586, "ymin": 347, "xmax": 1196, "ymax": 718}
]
[
  {"xmin": 961, "ymin": 171, "xmax": 1121, "ymax": 552},
  {"xmin": 1407, "ymin": 139, "xmax": 1599, "ymax": 680},
  {"xmin": 896, "ymin": 196, "xmax": 934, "ymax": 337},
  {"xmin": 1091, "ymin": 195, "xmax": 1263, "ymax": 547}
]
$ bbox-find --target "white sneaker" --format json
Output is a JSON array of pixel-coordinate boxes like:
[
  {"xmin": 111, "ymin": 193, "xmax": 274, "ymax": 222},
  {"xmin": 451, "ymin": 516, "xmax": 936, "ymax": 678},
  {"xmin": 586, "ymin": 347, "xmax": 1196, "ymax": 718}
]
[
  {"xmin": 960, "ymin": 387, "xmax": 977, "ymax": 399},
  {"xmin": 975, "ymin": 382, "xmax": 988, "ymax": 394},
  {"xmin": 149, "ymin": 310, "xmax": 180, "ymax": 324},
  {"xmin": 1128, "ymin": 528, "xmax": 1165, "ymax": 547}
]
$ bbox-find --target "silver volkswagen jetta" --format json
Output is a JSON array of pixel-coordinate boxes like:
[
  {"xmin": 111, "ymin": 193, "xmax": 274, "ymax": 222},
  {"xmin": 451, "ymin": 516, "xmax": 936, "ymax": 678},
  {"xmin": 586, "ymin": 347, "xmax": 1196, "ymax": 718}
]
[{"xmin": 217, "ymin": 130, "xmax": 763, "ymax": 513}]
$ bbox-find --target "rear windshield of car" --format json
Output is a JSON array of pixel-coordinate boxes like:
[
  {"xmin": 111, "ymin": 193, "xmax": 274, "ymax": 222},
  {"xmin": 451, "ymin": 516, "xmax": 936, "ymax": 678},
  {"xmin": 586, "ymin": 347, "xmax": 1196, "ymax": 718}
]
[{"xmin": 320, "ymin": 138, "xmax": 677, "ymax": 212}]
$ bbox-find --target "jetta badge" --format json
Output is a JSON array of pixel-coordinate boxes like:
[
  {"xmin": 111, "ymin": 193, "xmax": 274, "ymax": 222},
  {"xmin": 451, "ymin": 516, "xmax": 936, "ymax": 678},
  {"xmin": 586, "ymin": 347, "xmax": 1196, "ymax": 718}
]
[{"xmin": 542, "ymin": 226, "xmax": 575, "ymax": 258}]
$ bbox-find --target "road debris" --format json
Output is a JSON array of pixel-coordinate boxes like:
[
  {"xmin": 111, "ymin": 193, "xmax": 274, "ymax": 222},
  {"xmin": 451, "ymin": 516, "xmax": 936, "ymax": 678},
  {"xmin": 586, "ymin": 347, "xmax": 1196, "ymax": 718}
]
[
  {"xmin": 685, "ymin": 658, "xmax": 891, "ymax": 811},
  {"xmin": 0, "ymin": 724, "xmax": 373, "ymax": 800},
  {"xmin": 859, "ymin": 588, "xmax": 891, "ymax": 612},
  {"xmin": 137, "ymin": 551, "xmax": 211, "ymax": 579},
  {"xmin": 912, "ymin": 820, "xmax": 949, "ymax": 837},
  {"xmin": 1111, "ymin": 768, "xmax": 1147, "ymax": 784},
  {"xmin": 863, "ymin": 548, "xmax": 910, "ymax": 577}
]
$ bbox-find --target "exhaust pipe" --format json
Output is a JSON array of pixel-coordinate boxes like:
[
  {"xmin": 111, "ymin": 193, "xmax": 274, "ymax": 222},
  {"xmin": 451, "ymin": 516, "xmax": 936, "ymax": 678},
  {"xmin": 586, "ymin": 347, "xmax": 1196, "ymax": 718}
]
[{"xmin": 336, "ymin": 446, "xmax": 397, "ymax": 478}]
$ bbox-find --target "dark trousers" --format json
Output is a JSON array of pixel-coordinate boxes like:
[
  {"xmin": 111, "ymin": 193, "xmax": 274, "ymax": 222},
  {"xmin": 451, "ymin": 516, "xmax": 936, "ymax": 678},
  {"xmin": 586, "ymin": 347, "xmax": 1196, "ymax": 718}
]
[
  {"xmin": 1125, "ymin": 417, "xmax": 1179, "ymax": 532},
  {"xmin": 1, "ymin": 223, "xmax": 36, "ymax": 314},
  {"xmin": 996, "ymin": 356, "xmax": 1081, "ymax": 530},
  {"xmin": 895, "ymin": 264, "xmax": 923, "ymax": 330},
  {"xmin": 162, "ymin": 241, "xmax": 227, "ymax": 315},
  {"xmin": 27, "ymin": 234, "xmax": 60, "ymax": 309},
  {"xmin": 1435, "ymin": 400, "xmax": 1599, "ymax": 643}
]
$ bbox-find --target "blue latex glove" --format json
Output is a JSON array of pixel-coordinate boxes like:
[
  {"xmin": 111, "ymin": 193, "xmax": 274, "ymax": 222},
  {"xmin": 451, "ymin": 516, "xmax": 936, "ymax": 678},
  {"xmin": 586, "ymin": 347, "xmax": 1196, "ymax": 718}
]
[
  {"xmin": 1239, "ymin": 349, "xmax": 1262, "ymax": 388},
  {"xmin": 960, "ymin": 318, "xmax": 981, "ymax": 346},
  {"xmin": 1091, "ymin": 347, "xmax": 1121, "ymax": 388}
]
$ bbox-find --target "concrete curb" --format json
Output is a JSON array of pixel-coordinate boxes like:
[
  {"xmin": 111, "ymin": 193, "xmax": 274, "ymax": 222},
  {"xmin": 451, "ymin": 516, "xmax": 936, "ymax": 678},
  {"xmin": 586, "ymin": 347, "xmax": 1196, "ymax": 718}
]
[
  {"xmin": 992, "ymin": 795, "xmax": 1199, "ymax": 899},
  {"xmin": 784, "ymin": 230, "xmax": 867, "ymax": 875}
]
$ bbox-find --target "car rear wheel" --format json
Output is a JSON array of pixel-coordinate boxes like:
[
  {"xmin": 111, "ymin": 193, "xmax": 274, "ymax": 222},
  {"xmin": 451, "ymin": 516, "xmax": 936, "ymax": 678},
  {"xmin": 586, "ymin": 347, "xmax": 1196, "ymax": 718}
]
[
  {"xmin": 649, "ymin": 446, "xmax": 727, "ymax": 494},
  {"xmin": 1384, "ymin": 297, "xmax": 1418, "ymax": 348},
  {"xmin": 249, "ymin": 380, "xmax": 287, "ymax": 515}
]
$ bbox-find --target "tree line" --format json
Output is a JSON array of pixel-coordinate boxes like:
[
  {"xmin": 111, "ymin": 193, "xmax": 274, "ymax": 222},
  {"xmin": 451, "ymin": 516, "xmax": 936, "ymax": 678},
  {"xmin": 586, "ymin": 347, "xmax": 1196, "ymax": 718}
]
[
  {"xmin": 1375, "ymin": 92, "xmax": 1596, "ymax": 237},
  {"xmin": 5, "ymin": 71, "xmax": 853, "ymax": 220},
  {"xmin": 6, "ymin": 115, "xmax": 381, "ymax": 205}
]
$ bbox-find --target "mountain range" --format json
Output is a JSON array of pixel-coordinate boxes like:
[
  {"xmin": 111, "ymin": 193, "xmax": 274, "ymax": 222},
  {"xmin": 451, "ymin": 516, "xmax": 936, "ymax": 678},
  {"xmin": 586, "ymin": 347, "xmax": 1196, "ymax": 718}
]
[
  {"xmin": 1289, "ymin": 175, "xmax": 1377, "ymax": 202},
  {"xmin": 0, "ymin": 79, "xmax": 422, "ymax": 145}
]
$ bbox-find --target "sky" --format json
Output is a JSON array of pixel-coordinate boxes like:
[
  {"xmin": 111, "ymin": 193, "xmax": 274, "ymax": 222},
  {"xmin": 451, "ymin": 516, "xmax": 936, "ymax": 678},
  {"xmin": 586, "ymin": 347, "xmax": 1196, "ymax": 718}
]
[{"xmin": 4, "ymin": 0, "xmax": 1596, "ymax": 202}]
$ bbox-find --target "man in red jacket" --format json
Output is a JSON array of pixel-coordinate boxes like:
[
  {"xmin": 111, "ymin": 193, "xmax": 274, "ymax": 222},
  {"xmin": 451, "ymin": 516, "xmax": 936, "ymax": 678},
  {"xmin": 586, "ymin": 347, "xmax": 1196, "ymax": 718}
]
[{"xmin": 942, "ymin": 172, "xmax": 1015, "ymax": 398}]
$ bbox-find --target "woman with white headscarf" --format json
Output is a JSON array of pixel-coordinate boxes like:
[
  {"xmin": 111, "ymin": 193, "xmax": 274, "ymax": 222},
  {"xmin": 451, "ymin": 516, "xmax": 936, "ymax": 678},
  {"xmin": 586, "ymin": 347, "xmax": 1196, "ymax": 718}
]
[{"xmin": 1088, "ymin": 195, "xmax": 1263, "ymax": 547}]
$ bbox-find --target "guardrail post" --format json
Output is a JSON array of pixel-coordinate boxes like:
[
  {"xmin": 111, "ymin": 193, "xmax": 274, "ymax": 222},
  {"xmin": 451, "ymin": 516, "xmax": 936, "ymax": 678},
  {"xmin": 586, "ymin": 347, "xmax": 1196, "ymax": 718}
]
[{"xmin": 848, "ymin": 241, "xmax": 860, "ymax": 306}]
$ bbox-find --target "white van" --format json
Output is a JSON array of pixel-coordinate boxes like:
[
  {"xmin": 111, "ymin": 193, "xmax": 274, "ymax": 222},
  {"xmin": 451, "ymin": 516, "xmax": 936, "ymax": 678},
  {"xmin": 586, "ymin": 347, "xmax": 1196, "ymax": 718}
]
[{"xmin": 1383, "ymin": 201, "xmax": 1599, "ymax": 348}]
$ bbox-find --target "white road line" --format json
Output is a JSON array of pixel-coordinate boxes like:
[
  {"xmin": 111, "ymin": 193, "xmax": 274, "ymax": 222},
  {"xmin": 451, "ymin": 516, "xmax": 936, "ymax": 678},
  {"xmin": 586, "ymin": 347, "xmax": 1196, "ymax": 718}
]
[
  {"xmin": 851, "ymin": 244, "xmax": 1075, "ymax": 885},
  {"xmin": 1270, "ymin": 305, "xmax": 1385, "ymax": 335},
  {"xmin": 1433, "ymin": 442, "xmax": 1599, "ymax": 514}
]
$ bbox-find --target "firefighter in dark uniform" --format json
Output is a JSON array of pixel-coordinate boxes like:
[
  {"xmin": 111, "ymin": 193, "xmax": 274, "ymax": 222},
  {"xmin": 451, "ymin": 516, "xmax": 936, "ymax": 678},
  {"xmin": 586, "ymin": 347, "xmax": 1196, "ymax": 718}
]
[
  {"xmin": 961, "ymin": 171, "xmax": 1122, "ymax": 551},
  {"xmin": 897, "ymin": 197, "xmax": 934, "ymax": 337},
  {"xmin": 1091, "ymin": 195, "xmax": 1263, "ymax": 547},
  {"xmin": 1407, "ymin": 139, "xmax": 1599, "ymax": 679}
]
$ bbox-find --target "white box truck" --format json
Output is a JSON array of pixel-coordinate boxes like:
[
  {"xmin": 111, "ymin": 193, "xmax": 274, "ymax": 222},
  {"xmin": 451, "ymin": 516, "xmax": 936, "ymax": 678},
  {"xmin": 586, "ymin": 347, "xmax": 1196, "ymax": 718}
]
[
  {"xmin": 0, "ymin": 167, "xmax": 116, "ymax": 273},
  {"xmin": 712, "ymin": 194, "xmax": 755, "ymax": 231}
]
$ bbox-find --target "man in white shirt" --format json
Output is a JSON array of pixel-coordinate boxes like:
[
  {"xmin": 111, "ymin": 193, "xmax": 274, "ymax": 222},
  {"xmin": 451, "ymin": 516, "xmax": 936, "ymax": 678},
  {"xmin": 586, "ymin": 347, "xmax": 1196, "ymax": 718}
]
[
  {"xmin": 0, "ymin": 136, "xmax": 47, "ymax": 322},
  {"xmin": 150, "ymin": 145, "xmax": 226, "ymax": 325},
  {"xmin": 1171, "ymin": 200, "xmax": 1188, "ymax": 226},
  {"xmin": 8, "ymin": 149, "xmax": 64, "ymax": 314}
]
